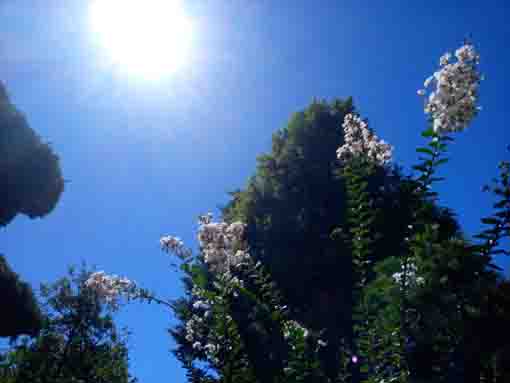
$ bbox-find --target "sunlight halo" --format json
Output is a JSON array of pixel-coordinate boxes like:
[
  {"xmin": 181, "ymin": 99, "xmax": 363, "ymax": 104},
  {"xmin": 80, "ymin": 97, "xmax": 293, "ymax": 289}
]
[{"xmin": 89, "ymin": 0, "xmax": 193, "ymax": 80}]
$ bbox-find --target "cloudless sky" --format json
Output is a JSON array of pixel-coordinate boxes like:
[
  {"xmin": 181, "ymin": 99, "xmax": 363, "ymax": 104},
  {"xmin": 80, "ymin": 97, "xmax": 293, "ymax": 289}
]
[{"xmin": 1, "ymin": 1, "xmax": 509, "ymax": 382}]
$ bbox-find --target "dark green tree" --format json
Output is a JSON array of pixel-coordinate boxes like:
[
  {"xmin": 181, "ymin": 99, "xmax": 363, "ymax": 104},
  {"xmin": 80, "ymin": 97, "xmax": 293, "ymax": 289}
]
[
  {"xmin": 220, "ymin": 98, "xmax": 459, "ymax": 381},
  {"xmin": 0, "ymin": 81, "xmax": 64, "ymax": 337},
  {"xmin": 483, "ymin": 278, "xmax": 510, "ymax": 382},
  {"xmin": 0, "ymin": 255, "xmax": 42, "ymax": 337},
  {"xmin": 0, "ymin": 81, "xmax": 64, "ymax": 227},
  {"xmin": 357, "ymin": 136, "xmax": 510, "ymax": 383},
  {"xmin": 0, "ymin": 265, "xmax": 136, "ymax": 383}
]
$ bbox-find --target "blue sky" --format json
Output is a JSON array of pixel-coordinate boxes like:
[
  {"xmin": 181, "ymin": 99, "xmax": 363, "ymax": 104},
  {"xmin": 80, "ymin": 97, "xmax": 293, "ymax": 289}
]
[{"xmin": 1, "ymin": 1, "xmax": 509, "ymax": 381}]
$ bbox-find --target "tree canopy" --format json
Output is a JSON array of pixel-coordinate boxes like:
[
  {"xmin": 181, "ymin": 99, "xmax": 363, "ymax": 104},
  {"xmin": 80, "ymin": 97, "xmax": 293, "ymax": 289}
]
[
  {"xmin": 0, "ymin": 255, "xmax": 42, "ymax": 338},
  {"xmin": 219, "ymin": 99, "xmax": 460, "ymax": 378},
  {"xmin": 0, "ymin": 81, "xmax": 63, "ymax": 227},
  {"xmin": 0, "ymin": 266, "xmax": 136, "ymax": 383}
]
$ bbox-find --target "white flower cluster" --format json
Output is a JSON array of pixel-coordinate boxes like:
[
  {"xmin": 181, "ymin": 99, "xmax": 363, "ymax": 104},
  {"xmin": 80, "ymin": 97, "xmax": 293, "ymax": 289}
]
[
  {"xmin": 197, "ymin": 213, "xmax": 251, "ymax": 274},
  {"xmin": 282, "ymin": 319, "xmax": 310, "ymax": 339},
  {"xmin": 192, "ymin": 300, "xmax": 211, "ymax": 311},
  {"xmin": 159, "ymin": 214, "xmax": 253, "ymax": 364},
  {"xmin": 184, "ymin": 287, "xmax": 232, "ymax": 363},
  {"xmin": 337, "ymin": 114, "xmax": 393, "ymax": 166},
  {"xmin": 417, "ymin": 43, "xmax": 482, "ymax": 133},
  {"xmin": 282, "ymin": 320, "xmax": 331, "ymax": 353},
  {"xmin": 392, "ymin": 262, "xmax": 425, "ymax": 288},
  {"xmin": 186, "ymin": 315, "xmax": 227, "ymax": 360},
  {"xmin": 84, "ymin": 271, "xmax": 138, "ymax": 310},
  {"xmin": 160, "ymin": 235, "xmax": 190, "ymax": 260}
]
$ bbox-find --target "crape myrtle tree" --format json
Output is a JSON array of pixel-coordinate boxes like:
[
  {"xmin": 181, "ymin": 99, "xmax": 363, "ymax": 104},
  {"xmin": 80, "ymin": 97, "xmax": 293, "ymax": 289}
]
[
  {"xmin": 0, "ymin": 81, "xmax": 64, "ymax": 337},
  {"xmin": 0, "ymin": 265, "xmax": 136, "ymax": 383},
  {"xmin": 218, "ymin": 100, "xmax": 459, "ymax": 381},
  {"xmin": 352, "ymin": 42, "xmax": 510, "ymax": 383},
  {"xmin": 86, "ymin": 41, "xmax": 510, "ymax": 383}
]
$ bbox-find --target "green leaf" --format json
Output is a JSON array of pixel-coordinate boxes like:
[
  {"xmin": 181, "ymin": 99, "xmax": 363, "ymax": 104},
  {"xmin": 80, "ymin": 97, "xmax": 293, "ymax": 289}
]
[
  {"xmin": 424, "ymin": 191, "xmax": 438, "ymax": 198},
  {"xmin": 434, "ymin": 158, "xmax": 449, "ymax": 166},
  {"xmin": 416, "ymin": 148, "xmax": 434, "ymax": 156},
  {"xmin": 428, "ymin": 140, "xmax": 440, "ymax": 150},
  {"xmin": 238, "ymin": 286, "xmax": 260, "ymax": 304},
  {"xmin": 481, "ymin": 217, "xmax": 501, "ymax": 225},
  {"xmin": 412, "ymin": 165, "xmax": 428, "ymax": 172},
  {"xmin": 421, "ymin": 128, "xmax": 434, "ymax": 137},
  {"xmin": 191, "ymin": 265, "xmax": 207, "ymax": 288}
]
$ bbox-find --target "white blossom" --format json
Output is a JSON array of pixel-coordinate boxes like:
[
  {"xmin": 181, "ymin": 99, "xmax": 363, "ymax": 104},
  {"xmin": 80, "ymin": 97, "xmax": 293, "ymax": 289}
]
[
  {"xmin": 318, "ymin": 339, "xmax": 328, "ymax": 347},
  {"xmin": 204, "ymin": 343, "xmax": 217, "ymax": 354},
  {"xmin": 192, "ymin": 341, "xmax": 202, "ymax": 350},
  {"xmin": 439, "ymin": 52, "xmax": 451, "ymax": 66},
  {"xmin": 84, "ymin": 271, "xmax": 138, "ymax": 310},
  {"xmin": 198, "ymin": 213, "xmax": 214, "ymax": 225},
  {"xmin": 197, "ymin": 214, "xmax": 251, "ymax": 274},
  {"xmin": 160, "ymin": 235, "xmax": 190, "ymax": 260},
  {"xmin": 455, "ymin": 44, "xmax": 477, "ymax": 62},
  {"xmin": 283, "ymin": 319, "xmax": 310, "ymax": 339},
  {"xmin": 392, "ymin": 262, "xmax": 425, "ymax": 288},
  {"xmin": 418, "ymin": 42, "xmax": 482, "ymax": 133},
  {"xmin": 337, "ymin": 113, "xmax": 393, "ymax": 166},
  {"xmin": 162, "ymin": 214, "xmax": 254, "ymax": 364},
  {"xmin": 424, "ymin": 75, "xmax": 434, "ymax": 88},
  {"xmin": 192, "ymin": 300, "xmax": 210, "ymax": 310}
]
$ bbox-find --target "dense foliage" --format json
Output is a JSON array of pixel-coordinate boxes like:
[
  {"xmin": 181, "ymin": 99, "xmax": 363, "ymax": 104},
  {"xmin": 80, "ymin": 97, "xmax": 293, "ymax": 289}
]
[
  {"xmin": 218, "ymin": 99, "xmax": 461, "ymax": 381},
  {"xmin": 0, "ymin": 266, "xmax": 136, "ymax": 383},
  {"xmin": 0, "ymin": 255, "xmax": 42, "ymax": 337},
  {"xmin": 81, "ymin": 41, "xmax": 510, "ymax": 383},
  {"xmin": 0, "ymin": 81, "xmax": 64, "ymax": 227}
]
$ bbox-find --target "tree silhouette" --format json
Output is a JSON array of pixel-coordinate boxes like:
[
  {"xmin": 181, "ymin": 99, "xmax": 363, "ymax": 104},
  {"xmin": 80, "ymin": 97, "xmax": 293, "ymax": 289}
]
[
  {"xmin": 0, "ymin": 81, "xmax": 63, "ymax": 227},
  {"xmin": 0, "ymin": 255, "xmax": 41, "ymax": 337},
  {"xmin": 0, "ymin": 81, "xmax": 64, "ymax": 337}
]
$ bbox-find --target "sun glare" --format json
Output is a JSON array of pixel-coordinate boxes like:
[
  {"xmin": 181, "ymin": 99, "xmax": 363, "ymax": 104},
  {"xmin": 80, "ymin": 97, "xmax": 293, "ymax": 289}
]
[{"xmin": 90, "ymin": 0, "xmax": 193, "ymax": 80}]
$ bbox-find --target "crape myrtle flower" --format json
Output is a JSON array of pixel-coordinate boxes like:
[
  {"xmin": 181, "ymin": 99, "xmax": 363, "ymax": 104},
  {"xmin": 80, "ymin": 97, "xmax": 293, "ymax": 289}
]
[
  {"xmin": 196, "ymin": 214, "xmax": 251, "ymax": 273},
  {"xmin": 392, "ymin": 262, "xmax": 425, "ymax": 288},
  {"xmin": 84, "ymin": 271, "xmax": 138, "ymax": 310},
  {"xmin": 337, "ymin": 113, "xmax": 393, "ymax": 166},
  {"xmin": 418, "ymin": 42, "xmax": 482, "ymax": 133}
]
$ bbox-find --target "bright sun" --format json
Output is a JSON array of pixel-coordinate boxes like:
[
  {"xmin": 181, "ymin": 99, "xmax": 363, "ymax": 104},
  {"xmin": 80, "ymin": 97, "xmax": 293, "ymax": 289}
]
[{"xmin": 90, "ymin": 0, "xmax": 193, "ymax": 80}]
